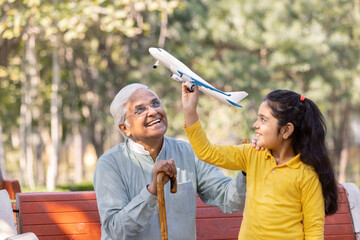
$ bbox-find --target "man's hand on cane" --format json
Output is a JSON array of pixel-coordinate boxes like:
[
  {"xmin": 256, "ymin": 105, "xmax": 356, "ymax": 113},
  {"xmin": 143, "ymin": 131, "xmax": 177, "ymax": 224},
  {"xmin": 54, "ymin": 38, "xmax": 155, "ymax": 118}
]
[{"xmin": 147, "ymin": 159, "xmax": 177, "ymax": 195}]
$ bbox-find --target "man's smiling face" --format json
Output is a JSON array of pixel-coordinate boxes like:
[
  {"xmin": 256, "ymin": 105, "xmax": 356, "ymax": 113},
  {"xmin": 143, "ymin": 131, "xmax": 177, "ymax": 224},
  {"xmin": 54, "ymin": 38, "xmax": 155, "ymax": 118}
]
[{"xmin": 121, "ymin": 88, "xmax": 168, "ymax": 142}]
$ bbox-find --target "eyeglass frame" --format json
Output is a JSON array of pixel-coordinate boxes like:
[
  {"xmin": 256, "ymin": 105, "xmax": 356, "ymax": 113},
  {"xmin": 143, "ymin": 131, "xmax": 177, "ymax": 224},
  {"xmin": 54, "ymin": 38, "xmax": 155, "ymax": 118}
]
[{"xmin": 125, "ymin": 99, "xmax": 163, "ymax": 120}]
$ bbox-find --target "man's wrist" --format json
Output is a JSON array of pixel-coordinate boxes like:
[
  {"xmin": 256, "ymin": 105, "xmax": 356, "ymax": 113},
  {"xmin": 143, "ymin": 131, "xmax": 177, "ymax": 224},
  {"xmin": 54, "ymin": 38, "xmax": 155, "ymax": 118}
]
[{"xmin": 147, "ymin": 183, "xmax": 157, "ymax": 195}]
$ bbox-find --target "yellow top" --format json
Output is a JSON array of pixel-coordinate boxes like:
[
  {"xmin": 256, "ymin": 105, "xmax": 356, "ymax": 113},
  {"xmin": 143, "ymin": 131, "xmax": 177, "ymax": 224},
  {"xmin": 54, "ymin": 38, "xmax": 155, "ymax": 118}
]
[{"xmin": 184, "ymin": 120, "xmax": 325, "ymax": 240}]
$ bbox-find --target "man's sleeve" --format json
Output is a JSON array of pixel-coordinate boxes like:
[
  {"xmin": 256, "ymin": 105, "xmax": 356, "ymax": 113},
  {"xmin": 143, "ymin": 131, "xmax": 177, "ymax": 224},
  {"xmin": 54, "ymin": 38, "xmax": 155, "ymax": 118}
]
[
  {"xmin": 93, "ymin": 155, "xmax": 157, "ymax": 239},
  {"xmin": 195, "ymin": 158, "xmax": 246, "ymax": 214}
]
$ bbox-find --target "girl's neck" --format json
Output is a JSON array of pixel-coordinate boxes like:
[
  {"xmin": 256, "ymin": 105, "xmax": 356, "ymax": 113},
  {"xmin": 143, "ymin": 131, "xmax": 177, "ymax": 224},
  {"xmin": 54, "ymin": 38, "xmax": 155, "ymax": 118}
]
[{"xmin": 271, "ymin": 142, "xmax": 296, "ymax": 165}]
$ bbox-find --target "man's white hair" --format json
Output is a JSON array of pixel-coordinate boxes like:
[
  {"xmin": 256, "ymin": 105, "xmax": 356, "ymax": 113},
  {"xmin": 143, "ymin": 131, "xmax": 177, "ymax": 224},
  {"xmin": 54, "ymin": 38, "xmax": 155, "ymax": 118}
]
[{"xmin": 110, "ymin": 83, "xmax": 159, "ymax": 128}]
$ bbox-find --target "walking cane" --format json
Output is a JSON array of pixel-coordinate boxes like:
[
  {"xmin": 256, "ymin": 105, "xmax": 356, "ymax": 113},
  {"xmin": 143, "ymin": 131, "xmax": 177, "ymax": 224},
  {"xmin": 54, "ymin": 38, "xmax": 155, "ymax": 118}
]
[{"xmin": 157, "ymin": 172, "xmax": 177, "ymax": 240}]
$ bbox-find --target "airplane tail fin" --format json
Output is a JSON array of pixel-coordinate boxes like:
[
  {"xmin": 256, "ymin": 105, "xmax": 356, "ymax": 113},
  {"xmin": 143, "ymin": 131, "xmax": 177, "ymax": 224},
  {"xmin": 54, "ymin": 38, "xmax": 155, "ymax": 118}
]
[{"xmin": 225, "ymin": 91, "xmax": 248, "ymax": 107}]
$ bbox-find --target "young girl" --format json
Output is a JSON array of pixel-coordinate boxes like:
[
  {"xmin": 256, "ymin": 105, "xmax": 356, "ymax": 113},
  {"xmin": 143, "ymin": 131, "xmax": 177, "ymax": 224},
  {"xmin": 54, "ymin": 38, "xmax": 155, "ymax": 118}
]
[{"xmin": 181, "ymin": 83, "xmax": 338, "ymax": 240}]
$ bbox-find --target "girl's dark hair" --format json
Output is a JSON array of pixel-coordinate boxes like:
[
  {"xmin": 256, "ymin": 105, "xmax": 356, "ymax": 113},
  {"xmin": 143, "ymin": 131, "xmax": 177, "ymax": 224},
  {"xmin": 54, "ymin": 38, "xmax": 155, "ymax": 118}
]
[{"xmin": 264, "ymin": 89, "xmax": 338, "ymax": 215}]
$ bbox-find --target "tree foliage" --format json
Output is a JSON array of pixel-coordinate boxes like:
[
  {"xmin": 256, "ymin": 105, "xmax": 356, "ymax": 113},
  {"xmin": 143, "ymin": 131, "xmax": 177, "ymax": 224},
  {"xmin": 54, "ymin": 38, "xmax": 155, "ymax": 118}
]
[{"xmin": 0, "ymin": 0, "xmax": 359, "ymax": 187}]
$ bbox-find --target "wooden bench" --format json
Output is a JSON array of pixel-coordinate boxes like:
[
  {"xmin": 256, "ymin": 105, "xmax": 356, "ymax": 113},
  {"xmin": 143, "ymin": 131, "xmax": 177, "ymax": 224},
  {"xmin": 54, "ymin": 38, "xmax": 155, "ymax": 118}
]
[
  {"xmin": 1, "ymin": 175, "xmax": 21, "ymax": 226},
  {"xmin": 0, "ymin": 174, "xmax": 21, "ymax": 201},
  {"xmin": 15, "ymin": 184, "xmax": 359, "ymax": 240}
]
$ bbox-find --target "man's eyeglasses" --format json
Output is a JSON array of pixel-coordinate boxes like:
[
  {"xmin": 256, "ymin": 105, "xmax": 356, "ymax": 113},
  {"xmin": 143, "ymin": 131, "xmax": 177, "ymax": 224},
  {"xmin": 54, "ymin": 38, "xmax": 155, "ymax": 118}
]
[{"xmin": 126, "ymin": 100, "xmax": 163, "ymax": 119}]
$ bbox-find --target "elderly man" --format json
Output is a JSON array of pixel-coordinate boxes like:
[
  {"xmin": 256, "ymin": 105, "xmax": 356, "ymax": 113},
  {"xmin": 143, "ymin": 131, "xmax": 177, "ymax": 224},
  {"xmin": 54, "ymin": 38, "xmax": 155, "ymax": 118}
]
[{"xmin": 93, "ymin": 83, "xmax": 247, "ymax": 240}]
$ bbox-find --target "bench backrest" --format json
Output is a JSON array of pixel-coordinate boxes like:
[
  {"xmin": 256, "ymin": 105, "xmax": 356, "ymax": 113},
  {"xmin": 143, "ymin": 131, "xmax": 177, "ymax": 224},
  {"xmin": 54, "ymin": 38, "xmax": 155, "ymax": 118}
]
[
  {"xmin": 324, "ymin": 184, "xmax": 356, "ymax": 240},
  {"xmin": 16, "ymin": 184, "xmax": 356, "ymax": 240},
  {"xmin": 196, "ymin": 197, "xmax": 242, "ymax": 240},
  {"xmin": 16, "ymin": 191, "xmax": 100, "ymax": 240},
  {"xmin": 0, "ymin": 178, "xmax": 21, "ymax": 200}
]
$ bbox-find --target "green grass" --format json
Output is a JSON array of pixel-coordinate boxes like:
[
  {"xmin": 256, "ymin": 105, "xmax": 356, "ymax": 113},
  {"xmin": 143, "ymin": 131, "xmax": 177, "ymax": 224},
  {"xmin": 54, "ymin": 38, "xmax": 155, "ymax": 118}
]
[{"xmin": 22, "ymin": 181, "xmax": 94, "ymax": 193}]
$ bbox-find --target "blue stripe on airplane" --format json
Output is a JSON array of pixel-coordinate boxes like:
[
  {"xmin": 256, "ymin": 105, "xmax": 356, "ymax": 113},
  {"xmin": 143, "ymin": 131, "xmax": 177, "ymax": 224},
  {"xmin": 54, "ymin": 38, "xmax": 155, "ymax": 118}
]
[
  {"xmin": 177, "ymin": 70, "xmax": 231, "ymax": 97},
  {"xmin": 226, "ymin": 99, "xmax": 243, "ymax": 108}
]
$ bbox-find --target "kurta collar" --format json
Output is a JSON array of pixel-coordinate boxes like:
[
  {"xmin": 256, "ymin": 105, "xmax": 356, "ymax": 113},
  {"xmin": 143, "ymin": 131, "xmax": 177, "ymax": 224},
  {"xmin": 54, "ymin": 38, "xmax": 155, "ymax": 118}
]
[{"xmin": 127, "ymin": 137, "xmax": 166, "ymax": 156}]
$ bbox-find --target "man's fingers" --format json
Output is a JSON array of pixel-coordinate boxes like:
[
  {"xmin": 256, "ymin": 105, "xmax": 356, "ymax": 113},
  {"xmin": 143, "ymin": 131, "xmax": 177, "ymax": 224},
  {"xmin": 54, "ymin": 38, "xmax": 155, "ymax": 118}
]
[
  {"xmin": 157, "ymin": 159, "xmax": 177, "ymax": 177},
  {"xmin": 251, "ymin": 139, "xmax": 257, "ymax": 148},
  {"xmin": 168, "ymin": 159, "xmax": 177, "ymax": 177},
  {"xmin": 250, "ymin": 138, "xmax": 265, "ymax": 151}
]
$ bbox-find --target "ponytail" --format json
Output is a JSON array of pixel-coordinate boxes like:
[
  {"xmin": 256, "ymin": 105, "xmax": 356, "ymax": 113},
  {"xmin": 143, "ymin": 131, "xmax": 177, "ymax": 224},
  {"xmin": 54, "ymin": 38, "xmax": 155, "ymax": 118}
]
[{"xmin": 265, "ymin": 90, "xmax": 338, "ymax": 215}]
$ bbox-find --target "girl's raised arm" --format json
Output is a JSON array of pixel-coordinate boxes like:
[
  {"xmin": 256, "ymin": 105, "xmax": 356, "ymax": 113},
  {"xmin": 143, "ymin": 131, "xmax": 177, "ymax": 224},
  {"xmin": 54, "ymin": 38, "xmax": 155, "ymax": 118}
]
[{"xmin": 181, "ymin": 82, "xmax": 199, "ymax": 127}]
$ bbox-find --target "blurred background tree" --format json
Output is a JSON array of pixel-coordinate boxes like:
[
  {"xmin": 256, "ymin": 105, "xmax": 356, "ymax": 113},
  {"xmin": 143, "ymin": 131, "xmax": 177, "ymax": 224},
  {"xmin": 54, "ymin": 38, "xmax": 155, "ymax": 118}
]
[{"xmin": 0, "ymin": 0, "xmax": 359, "ymax": 191}]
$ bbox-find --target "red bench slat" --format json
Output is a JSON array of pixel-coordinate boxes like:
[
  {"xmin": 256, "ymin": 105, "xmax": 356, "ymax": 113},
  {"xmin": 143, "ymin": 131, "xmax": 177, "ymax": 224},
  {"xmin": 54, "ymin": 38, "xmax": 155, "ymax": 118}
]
[
  {"xmin": 19, "ymin": 201, "xmax": 98, "ymax": 213},
  {"xmin": 20, "ymin": 211, "xmax": 100, "ymax": 225},
  {"xmin": 22, "ymin": 223, "xmax": 101, "ymax": 236}
]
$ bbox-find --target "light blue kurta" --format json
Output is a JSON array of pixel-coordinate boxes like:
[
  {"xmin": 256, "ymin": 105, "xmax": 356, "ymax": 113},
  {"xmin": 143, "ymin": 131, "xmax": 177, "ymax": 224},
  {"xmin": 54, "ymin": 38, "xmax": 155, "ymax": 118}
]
[{"xmin": 93, "ymin": 136, "xmax": 246, "ymax": 240}]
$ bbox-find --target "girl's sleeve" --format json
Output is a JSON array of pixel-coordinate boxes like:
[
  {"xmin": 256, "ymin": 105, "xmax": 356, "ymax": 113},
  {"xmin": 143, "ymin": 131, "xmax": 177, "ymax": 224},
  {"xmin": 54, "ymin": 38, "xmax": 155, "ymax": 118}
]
[
  {"xmin": 301, "ymin": 171, "xmax": 325, "ymax": 240},
  {"xmin": 184, "ymin": 120, "xmax": 248, "ymax": 171}
]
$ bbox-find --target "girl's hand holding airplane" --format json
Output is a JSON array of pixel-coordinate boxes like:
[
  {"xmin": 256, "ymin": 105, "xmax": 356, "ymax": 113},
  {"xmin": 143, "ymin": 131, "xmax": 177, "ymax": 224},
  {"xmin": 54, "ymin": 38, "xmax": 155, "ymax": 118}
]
[{"xmin": 182, "ymin": 81, "xmax": 200, "ymax": 128}]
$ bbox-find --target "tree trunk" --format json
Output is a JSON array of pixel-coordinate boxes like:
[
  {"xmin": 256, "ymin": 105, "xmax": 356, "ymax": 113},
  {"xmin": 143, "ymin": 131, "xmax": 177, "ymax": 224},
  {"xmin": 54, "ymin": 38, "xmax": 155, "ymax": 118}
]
[
  {"xmin": 40, "ymin": 126, "xmax": 56, "ymax": 180},
  {"xmin": 72, "ymin": 69, "xmax": 83, "ymax": 183},
  {"xmin": 0, "ymin": 123, "xmax": 6, "ymax": 178},
  {"xmin": 73, "ymin": 129, "xmax": 83, "ymax": 183},
  {"xmin": 158, "ymin": 8, "xmax": 168, "ymax": 48},
  {"xmin": 337, "ymin": 103, "xmax": 350, "ymax": 183},
  {"xmin": 92, "ymin": 120, "xmax": 104, "ymax": 160},
  {"xmin": 19, "ymin": 61, "xmax": 28, "ymax": 187},
  {"xmin": 47, "ymin": 45, "xmax": 61, "ymax": 191},
  {"xmin": 0, "ymin": 38, "xmax": 20, "ymax": 67},
  {"xmin": 87, "ymin": 64, "xmax": 104, "ymax": 159},
  {"xmin": 68, "ymin": 48, "xmax": 84, "ymax": 183},
  {"xmin": 24, "ymin": 29, "xmax": 39, "ymax": 189},
  {"xmin": 338, "ymin": 140, "xmax": 349, "ymax": 183},
  {"xmin": 35, "ymin": 131, "xmax": 45, "ymax": 185}
]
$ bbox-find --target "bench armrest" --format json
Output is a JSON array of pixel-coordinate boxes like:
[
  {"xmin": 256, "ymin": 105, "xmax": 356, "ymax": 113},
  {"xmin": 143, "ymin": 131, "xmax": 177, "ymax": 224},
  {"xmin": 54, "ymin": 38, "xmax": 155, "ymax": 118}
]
[{"xmin": 2, "ymin": 180, "xmax": 21, "ymax": 200}]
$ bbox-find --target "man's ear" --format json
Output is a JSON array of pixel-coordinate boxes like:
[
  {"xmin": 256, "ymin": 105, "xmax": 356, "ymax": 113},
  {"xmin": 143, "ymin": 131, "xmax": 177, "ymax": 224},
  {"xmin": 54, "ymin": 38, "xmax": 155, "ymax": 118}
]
[
  {"xmin": 281, "ymin": 123, "xmax": 294, "ymax": 139},
  {"xmin": 119, "ymin": 123, "xmax": 131, "ymax": 137}
]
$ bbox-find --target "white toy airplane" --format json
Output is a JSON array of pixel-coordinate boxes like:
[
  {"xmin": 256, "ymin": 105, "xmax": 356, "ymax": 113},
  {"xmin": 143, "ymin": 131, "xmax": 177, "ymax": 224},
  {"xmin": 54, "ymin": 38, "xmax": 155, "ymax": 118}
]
[{"xmin": 148, "ymin": 47, "xmax": 248, "ymax": 107}]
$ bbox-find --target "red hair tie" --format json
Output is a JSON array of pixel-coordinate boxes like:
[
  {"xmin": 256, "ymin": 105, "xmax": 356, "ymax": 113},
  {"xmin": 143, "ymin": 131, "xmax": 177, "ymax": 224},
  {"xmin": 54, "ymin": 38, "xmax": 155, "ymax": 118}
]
[{"xmin": 300, "ymin": 95, "xmax": 305, "ymax": 102}]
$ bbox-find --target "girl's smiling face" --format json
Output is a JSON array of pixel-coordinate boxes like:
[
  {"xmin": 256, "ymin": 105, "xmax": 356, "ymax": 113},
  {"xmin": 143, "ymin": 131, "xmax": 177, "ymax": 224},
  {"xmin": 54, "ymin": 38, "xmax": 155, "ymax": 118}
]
[{"xmin": 252, "ymin": 101, "xmax": 283, "ymax": 151}]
